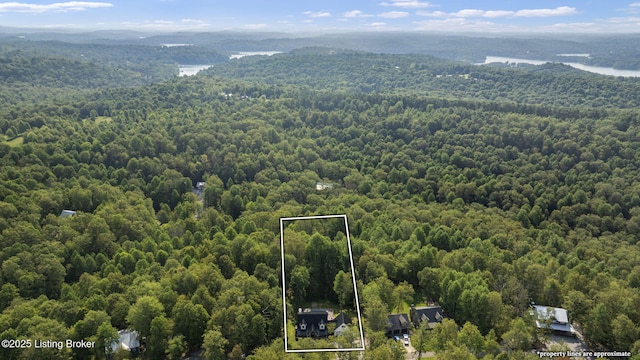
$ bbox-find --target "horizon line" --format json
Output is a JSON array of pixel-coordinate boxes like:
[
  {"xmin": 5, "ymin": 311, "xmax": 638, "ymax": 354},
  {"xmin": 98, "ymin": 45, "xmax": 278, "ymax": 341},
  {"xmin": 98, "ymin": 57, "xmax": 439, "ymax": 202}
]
[{"xmin": 2, "ymin": 26, "xmax": 640, "ymax": 37}]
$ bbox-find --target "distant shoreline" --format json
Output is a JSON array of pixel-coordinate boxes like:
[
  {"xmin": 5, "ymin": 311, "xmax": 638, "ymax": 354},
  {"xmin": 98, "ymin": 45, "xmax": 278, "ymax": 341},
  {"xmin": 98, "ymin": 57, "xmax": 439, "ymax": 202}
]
[{"xmin": 480, "ymin": 55, "xmax": 640, "ymax": 77}]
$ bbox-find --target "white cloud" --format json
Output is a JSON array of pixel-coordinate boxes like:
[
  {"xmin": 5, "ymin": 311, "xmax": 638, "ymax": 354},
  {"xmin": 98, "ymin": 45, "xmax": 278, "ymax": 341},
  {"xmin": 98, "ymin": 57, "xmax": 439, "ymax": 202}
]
[
  {"xmin": 243, "ymin": 23, "xmax": 268, "ymax": 30},
  {"xmin": 379, "ymin": 11, "xmax": 409, "ymax": 18},
  {"xmin": 414, "ymin": 18, "xmax": 513, "ymax": 32},
  {"xmin": 589, "ymin": 16, "xmax": 640, "ymax": 32},
  {"xmin": 413, "ymin": 14, "xmax": 640, "ymax": 34},
  {"xmin": 367, "ymin": 21, "xmax": 399, "ymax": 30},
  {"xmin": 418, "ymin": 6, "xmax": 578, "ymax": 18},
  {"xmin": 344, "ymin": 10, "xmax": 373, "ymax": 18},
  {"xmin": 418, "ymin": 11, "xmax": 444, "ymax": 17},
  {"xmin": 531, "ymin": 18, "xmax": 640, "ymax": 33},
  {"xmin": 181, "ymin": 18, "xmax": 206, "ymax": 24},
  {"xmin": 483, "ymin": 10, "xmax": 514, "ymax": 18},
  {"xmin": 454, "ymin": 9, "xmax": 485, "ymax": 17},
  {"xmin": 117, "ymin": 18, "xmax": 211, "ymax": 31},
  {"xmin": 380, "ymin": 0, "xmax": 432, "ymax": 9},
  {"xmin": 621, "ymin": 2, "xmax": 640, "ymax": 14},
  {"xmin": 0, "ymin": 1, "xmax": 113, "ymax": 13},
  {"xmin": 304, "ymin": 10, "xmax": 331, "ymax": 18},
  {"xmin": 516, "ymin": 6, "xmax": 577, "ymax": 17}
]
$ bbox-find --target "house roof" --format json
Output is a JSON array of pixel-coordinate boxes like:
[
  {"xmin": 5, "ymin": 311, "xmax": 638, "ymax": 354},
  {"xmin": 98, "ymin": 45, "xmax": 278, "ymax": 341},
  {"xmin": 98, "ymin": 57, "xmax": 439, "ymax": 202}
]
[
  {"xmin": 531, "ymin": 305, "xmax": 572, "ymax": 333},
  {"xmin": 109, "ymin": 330, "xmax": 140, "ymax": 353},
  {"xmin": 412, "ymin": 306, "xmax": 446, "ymax": 328},
  {"xmin": 60, "ymin": 210, "xmax": 76, "ymax": 218},
  {"xmin": 331, "ymin": 312, "xmax": 352, "ymax": 327},
  {"xmin": 316, "ymin": 182, "xmax": 333, "ymax": 190},
  {"xmin": 386, "ymin": 314, "xmax": 410, "ymax": 332},
  {"xmin": 296, "ymin": 310, "xmax": 329, "ymax": 338}
]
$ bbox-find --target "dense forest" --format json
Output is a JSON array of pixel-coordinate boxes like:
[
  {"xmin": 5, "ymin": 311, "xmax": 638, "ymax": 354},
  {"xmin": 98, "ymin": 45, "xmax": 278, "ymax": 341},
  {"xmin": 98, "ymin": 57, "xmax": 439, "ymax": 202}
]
[
  {"xmin": 5, "ymin": 31, "xmax": 640, "ymax": 70},
  {"xmin": 0, "ymin": 36, "xmax": 640, "ymax": 360},
  {"xmin": 206, "ymin": 48, "xmax": 640, "ymax": 108}
]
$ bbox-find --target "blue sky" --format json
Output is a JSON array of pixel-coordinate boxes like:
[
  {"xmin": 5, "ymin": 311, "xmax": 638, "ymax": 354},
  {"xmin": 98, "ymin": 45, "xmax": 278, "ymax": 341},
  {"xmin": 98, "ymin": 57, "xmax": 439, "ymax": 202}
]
[{"xmin": 0, "ymin": 1, "xmax": 639, "ymax": 33}]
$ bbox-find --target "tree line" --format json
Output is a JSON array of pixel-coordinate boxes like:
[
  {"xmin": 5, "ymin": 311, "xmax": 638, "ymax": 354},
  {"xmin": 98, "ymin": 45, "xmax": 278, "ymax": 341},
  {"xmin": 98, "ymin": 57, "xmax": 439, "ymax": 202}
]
[{"xmin": 0, "ymin": 50, "xmax": 639, "ymax": 359}]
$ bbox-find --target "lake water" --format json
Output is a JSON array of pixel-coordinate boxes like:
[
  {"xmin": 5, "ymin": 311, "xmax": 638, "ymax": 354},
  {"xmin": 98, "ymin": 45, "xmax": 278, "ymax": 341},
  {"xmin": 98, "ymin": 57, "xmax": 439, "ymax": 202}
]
[
  {"xmin": 481, "ymin": 56, "xmax": 640, "ymax": 77},
  {"xmin": 229, "ymin": 51, "xmax": 282, "ymax": 59},
  {"xmin": 161, "ymin": 43, "xmax": 193, "ymax": 47},
  {"xmin": 178, "ymin": 65, "xmax": 214, "ymax": 77},
  {"xmin": 556, "ymin": 53, "xmax": 590, "ymax": 58},
  {"xmin": 178, "ymin": 51, "xmax": 283, "ymax": 76}
]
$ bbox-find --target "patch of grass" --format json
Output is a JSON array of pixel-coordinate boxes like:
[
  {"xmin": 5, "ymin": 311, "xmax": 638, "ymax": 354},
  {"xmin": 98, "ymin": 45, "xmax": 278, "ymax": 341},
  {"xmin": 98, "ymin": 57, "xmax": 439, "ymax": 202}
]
[
  {"xmin": 286, "ymin": 320, "xmax": 298, "ymax": 349},
  {"xmin": 393, "ymin": 300, "xmax": 412, "ymax": 314},
  {"xmin": 94, "ymin": 116, "xmax": 113, "ymax": 123},
  {"xmin": 393, "ymin": 301, "xmax": 427, "ymax": 314},
  {"xmin": 5, "ymin": 137, "xmax": 24, "ymax": 147}
]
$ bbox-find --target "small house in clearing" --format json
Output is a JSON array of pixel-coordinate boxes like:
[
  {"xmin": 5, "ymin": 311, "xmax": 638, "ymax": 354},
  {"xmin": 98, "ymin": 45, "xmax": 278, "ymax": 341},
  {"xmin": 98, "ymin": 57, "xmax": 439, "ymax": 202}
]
[
  {"xmin": 296, "ymin": 309, "xmax": 329, "ymax": 339},
  {"xmin": 385, "ymin": 314, "xmax": 410, "ymax": 338},
  {"xmin": 410, "ymin": 305, "xmax": 447, "ymax": 329},
  {"xmin": 331, "ymin": 312, "xmax": 352, "ymax": 337},
  {"xmin": 107, "ymin": 329, "xmax": 140, "ymax": 358},
  {"xmin": 316, "ymin": 182, "xmax": 333, "ymax": 190},
  {"xmin": 60, "ymin": 210, "xmax": 76, "ymax": 218},
  {"xmin": 530, "ymin": 305, "xmax": 574, "ymax": 335}
]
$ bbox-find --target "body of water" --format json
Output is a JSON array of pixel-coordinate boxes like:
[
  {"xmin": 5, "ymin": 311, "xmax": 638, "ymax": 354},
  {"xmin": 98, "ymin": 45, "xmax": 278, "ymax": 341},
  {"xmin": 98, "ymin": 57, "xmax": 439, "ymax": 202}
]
[
  {"xmin": 161, "ymin": 43, "xmax": 193, "ymax": 47},
  {"xmin": 178, "ymin": 65, "xmax": 214, "ymax": 77},
  {"xmin": 178, "ymin": 51, "xmax": 284, "ymax": 76},
  {"xmin": 229, "ymin": 51, "xmax": 282, "ymax": 59},
  {"xmin": 556, "ymin": 53, "xmax": 591, "ymax": 58},
  {"xmin": 481, "ymin": 56, "xmax": 640, "ymax": 77}
]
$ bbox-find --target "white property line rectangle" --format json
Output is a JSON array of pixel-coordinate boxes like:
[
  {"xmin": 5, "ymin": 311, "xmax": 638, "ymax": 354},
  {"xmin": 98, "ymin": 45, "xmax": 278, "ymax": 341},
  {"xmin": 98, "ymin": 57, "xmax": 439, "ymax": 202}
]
[{"xmin": 280, "ymin": 214, "xmax": 365, "ymax": 353}]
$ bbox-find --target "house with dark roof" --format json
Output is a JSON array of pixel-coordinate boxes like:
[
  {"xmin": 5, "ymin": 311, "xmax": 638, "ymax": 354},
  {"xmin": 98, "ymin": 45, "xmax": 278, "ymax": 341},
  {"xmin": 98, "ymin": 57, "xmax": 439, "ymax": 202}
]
[
  {"xmin": 410, "ymin": 305, "xmax": 447, "ymax": 329},
  {"xmin": 296, "ymin": 309, "xmax": 329, "ymax": 339},
  {"xmin": 331, "ymin": 312, "xmax": 352, "ymax": 337},
  {"xmin": 385, "ymin": 313, "xmax": 410, "ymax": 338}
]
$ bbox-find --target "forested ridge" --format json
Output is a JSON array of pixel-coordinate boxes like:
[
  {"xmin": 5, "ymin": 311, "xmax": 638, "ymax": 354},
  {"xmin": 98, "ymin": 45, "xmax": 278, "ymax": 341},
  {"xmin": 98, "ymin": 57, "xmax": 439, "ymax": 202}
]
[
  {"xmin": 206, "ymin": 48, "xmax": 640, "ymax": 108},
  {"xmin": 0, "ymin": 42, "xmax": 640, "ymax": 360},
  {"xmin": 0, "ymin": 41, "xmax": 229, "ymax": 69},
  {"xmin": 0, "ymin": 41, "xmax": 228, "ymax": 96}
]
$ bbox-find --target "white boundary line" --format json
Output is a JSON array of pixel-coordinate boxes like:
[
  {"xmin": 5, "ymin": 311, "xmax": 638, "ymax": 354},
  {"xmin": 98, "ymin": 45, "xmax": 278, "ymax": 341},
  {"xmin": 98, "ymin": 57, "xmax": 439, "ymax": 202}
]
[{"xmin": 280, "ymin": 214, "xmax": 366, "ymax": 353}]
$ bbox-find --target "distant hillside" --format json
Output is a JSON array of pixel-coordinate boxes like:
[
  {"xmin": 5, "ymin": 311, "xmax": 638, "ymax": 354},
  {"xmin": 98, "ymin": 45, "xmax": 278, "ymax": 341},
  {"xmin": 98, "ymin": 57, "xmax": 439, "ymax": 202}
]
[
  {"xmin": 3, "ymin": 30, "xmax": 640, "ymax": 69},
  {"xmin": 204, "ymin": 49, "xmax": 640, "ymax": 108},
  {"xmin": 0, "ymin": 42, "xmax": 230, "ymax": 105},
  {"xmin": 0, "ymin": 54, "xmax": 151, "ymax": 87},
  {"xmin": 0, "ymin": 41, "xmax": 228, "ymax": 66}
]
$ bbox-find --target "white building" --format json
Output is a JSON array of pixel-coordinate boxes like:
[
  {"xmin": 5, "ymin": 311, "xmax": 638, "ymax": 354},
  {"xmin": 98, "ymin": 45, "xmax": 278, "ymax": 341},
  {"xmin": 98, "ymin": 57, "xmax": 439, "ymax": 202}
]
[
  {"xmin": 316, "ymin": 182, "xmax": 333, "ymax": 190},
  {"xmin": 531, "ymin": 305, "xmax": 574, "ymax": 335},
  {"xmin": 108, "ymin": 329, "xmax": 140, "ymax": 357}
]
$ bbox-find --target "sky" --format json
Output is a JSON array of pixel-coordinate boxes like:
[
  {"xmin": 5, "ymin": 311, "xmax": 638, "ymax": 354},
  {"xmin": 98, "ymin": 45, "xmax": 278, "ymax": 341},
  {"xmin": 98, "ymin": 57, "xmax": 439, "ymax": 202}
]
[{"xmin": 0, "ymin": 1, "xmax": 639, "ymax": 33}]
